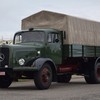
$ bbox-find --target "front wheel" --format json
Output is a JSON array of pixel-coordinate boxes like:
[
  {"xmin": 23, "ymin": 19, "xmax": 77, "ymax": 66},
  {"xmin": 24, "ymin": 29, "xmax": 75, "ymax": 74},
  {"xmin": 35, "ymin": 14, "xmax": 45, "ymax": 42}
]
[
  {"xmin": 0, "ymin": 75, "xmax": 13, "ymax": 88},
  {"xmin": 34, "ymin": 63, "xmax": 52, "ymax": 90},
  {"xmin": 84, "ymin": 63, "xmax": 100, "ymax": 84}
]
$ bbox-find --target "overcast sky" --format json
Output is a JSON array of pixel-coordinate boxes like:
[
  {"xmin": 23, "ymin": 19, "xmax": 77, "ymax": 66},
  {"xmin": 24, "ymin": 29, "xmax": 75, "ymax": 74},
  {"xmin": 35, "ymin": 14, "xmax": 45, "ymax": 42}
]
[{"xmin": 0, "ymin": 0, "xmax": 100, "ymax": 40}]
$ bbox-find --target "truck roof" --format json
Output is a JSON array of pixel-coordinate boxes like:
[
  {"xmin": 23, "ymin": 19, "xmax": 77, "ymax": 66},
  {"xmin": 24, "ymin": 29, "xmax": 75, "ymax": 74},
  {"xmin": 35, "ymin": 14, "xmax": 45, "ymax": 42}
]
[{"xmin": 15, "ymin": 28, "xmax": 60, "ymax": 35}]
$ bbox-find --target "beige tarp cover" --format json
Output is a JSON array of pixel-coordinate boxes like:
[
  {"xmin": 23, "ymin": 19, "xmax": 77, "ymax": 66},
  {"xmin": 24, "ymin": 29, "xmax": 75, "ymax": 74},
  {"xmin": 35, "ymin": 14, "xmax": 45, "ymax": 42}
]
[{"xmin": 22, "ymin": 10, "xmax": 100, "ymax": 46}]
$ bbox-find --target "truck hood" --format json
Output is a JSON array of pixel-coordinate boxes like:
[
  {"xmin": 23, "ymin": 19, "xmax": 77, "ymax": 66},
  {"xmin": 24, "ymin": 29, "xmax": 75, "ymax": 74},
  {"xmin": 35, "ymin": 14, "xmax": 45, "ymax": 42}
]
[{"xmin": 0, "ymin": 43, "xmax": 44, "ymax": 67}]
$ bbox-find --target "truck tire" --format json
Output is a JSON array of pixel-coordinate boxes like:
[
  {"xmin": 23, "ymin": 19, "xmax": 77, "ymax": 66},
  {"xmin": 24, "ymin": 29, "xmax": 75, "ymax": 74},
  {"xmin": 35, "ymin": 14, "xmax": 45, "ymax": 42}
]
[
  {"xmin": 0, "ymin": 75, "xmax": 12, "ymax": 88},
  {"xmin": 34, "ymin": 63, "xmax": 52, "ymax": 90},
  {"xmin": 57, "ymin": 74, "xmax": 72, "ymax": 83},
  {"xmin": 84, "ymin": 63, "xmax": 100, "ymax": 84}
]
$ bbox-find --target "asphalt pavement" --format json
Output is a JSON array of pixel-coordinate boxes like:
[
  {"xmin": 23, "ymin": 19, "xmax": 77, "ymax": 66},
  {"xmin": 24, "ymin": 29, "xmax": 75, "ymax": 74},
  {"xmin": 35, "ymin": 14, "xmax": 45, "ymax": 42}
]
[{"xmin": 0, "ymin": 76, "xmax": 100, "ymax": 100}]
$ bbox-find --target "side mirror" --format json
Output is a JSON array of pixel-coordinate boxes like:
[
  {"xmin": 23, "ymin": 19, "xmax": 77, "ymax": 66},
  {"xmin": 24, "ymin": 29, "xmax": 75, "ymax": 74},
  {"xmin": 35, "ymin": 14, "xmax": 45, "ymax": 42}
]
[
  {"xmin": 55, "ymin": 39, "xmax": 59, "ymax": 43},
  {"xmin": 6, "ymin": 41, "xmax": 8, "ymax": 44}
]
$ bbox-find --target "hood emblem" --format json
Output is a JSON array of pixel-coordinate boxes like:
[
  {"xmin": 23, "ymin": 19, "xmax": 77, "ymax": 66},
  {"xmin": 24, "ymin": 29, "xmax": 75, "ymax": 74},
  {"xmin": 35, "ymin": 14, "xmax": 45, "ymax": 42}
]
[{"xmin": 0, "ymin": 53, "xmax": 5, "ymax": 62}]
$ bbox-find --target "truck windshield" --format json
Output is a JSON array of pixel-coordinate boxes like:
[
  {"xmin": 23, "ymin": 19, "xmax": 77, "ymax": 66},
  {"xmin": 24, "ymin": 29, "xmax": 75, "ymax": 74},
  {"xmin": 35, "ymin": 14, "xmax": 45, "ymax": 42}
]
[{"xmin": 14, "ymin": 31, "xmax": 45, "ymax": 44}]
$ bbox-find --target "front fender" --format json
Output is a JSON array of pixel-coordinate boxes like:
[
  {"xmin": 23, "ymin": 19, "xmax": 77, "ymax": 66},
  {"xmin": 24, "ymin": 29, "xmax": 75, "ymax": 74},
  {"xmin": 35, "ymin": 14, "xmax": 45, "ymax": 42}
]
[{"xmin": 33, "ymin": 58, "xmax": 56, "ymax": 70}]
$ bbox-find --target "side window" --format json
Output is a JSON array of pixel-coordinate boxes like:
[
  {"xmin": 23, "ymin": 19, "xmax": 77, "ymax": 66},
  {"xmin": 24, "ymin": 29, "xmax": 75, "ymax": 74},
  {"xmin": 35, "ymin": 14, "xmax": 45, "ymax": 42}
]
[
  {"xmin": 48, "ymin": 33, "xmax": 60, "ymax": 43},
  {"xmin": 48, "ymin": 34, "xmax": 52, "ymax": 43},
  {"xmin": 15, "ymin": 34, "xmax": 22, "ymax": 44}
]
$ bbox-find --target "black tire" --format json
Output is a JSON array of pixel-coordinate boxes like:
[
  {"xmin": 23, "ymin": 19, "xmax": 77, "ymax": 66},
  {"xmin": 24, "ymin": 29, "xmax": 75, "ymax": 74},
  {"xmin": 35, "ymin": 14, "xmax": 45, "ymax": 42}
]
[
  {"xmin": 57, "ymin": 74, "xmax": 72, "ymax": 83},
  {"xmin": 0, "ymin": 75, "xmax": 13, "ymax": 88},
  {"xmin": 84, "ymin": 63, "xmax": 100, "ymax": 84},
  {"xmin": 34, "ymin": 63, "xmax": 52, "ymax": 90}
]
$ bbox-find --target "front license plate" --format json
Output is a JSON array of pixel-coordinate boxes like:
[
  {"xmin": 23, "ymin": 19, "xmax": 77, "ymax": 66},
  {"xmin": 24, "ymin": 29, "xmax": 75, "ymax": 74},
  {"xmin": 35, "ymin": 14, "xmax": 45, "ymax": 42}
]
[{"xmin": 0, "ymin": 72, "xmax": 5, "ymax": 76}]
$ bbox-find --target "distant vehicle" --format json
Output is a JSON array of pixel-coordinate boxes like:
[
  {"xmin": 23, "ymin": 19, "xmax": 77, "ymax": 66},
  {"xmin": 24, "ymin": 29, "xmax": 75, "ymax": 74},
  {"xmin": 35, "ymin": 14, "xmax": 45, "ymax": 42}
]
[{"xmin": 0, "ymin": 11, "xmax": 100, "ymax": 90}]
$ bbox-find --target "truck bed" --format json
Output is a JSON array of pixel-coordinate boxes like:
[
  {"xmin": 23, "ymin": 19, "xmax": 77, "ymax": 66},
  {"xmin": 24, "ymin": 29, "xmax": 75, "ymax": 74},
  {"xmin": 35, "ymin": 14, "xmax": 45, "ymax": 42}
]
[{"xmin": 63, "ymin": 44, "xmax": 100, "ymax": 57}]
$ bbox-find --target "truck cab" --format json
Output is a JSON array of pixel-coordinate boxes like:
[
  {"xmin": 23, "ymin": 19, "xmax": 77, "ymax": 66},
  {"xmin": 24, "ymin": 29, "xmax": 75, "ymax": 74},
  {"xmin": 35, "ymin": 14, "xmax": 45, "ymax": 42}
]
[
  {"xmin": 13, "ymin": 28, "xmax": 63, "ymax": 64},
  {"xmin": 0, "ymin": 28, "xmax": 64, "ymax": 89}
]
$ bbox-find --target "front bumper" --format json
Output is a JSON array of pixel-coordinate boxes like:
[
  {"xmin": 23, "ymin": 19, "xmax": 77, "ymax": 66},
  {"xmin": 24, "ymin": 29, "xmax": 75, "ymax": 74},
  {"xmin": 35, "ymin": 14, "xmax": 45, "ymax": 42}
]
[
  {"xmin": 0, "ymin": 68, "xmax": 13, "ymax": 77},
  {"xmin": 13, "ymin": 66, "xmax": 38, "ymax": 71}
]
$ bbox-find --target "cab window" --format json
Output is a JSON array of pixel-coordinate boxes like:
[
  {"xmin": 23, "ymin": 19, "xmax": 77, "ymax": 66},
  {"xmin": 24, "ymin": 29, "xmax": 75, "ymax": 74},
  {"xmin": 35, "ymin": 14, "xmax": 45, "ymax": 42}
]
[{"xmin": 48, "ymin": 32, "xmax": 60, "ymax": 43}]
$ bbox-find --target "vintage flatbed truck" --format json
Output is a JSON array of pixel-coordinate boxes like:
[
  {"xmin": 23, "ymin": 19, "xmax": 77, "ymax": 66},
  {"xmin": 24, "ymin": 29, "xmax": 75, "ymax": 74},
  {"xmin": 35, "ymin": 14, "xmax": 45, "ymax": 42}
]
[{"xmin": 0, "ymin": 11, "xmax": 100, "ymax": 90}]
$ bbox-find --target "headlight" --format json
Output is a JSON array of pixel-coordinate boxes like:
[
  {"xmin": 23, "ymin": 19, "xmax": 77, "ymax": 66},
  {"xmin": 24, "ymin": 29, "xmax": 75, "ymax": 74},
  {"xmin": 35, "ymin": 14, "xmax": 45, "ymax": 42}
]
[
  {"xmin": 5, "ymin": 65, "xmax": 8, "ymax": 68},
  {"xmin": 18, "ymin": 58, "xmax": 25, "ymax": 65},
  {"xmin": 37, "ymin": 51, "xmax": 41, "ymax": 55}
]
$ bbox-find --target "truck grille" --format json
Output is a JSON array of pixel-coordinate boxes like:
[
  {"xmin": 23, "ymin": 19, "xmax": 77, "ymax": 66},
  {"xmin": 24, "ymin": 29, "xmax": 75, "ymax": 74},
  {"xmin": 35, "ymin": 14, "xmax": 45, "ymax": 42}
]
[{"xmin": 0, "ymin": 48, "xmax": 9, "ymax": 67}]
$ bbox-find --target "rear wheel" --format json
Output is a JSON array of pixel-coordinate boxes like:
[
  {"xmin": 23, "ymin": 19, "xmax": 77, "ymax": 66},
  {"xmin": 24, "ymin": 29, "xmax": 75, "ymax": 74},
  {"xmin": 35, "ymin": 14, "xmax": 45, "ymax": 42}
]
[
  {"xmin": 84, "ymin": 63, "xmax": 100, "ymax": 84},
  {"xmin": 0, "ymin": 75, "xmax": 12, "ymax": 88},
  {"xmin": 34, "ymin": 63, "xmax": 52, "ymax": 90},
  {"xmin": 57, "ymin": 74, "xmax": 72, "ymax": 83}
]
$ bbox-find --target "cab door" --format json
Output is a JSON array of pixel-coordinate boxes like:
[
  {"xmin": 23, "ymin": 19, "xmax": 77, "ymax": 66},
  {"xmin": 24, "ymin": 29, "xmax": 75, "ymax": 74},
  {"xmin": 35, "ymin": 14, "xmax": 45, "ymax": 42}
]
[{"xmin": 45, "ymin": 32, "xmax": 62, "ymax": 64}]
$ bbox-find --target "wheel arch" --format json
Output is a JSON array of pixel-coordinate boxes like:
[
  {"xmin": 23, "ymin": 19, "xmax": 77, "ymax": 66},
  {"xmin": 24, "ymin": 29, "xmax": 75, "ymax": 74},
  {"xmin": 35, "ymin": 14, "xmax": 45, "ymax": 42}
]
[
  {"xmin": 33, "ymin": 58, "xmax": 57, "ymax": 81},
  {"xmin": 84, "ymin": 57, "xmax": 100, "ymax": 84},
  {"xmin": 95, "ymin": 57, "xmax": 100, "ymax": 66}
]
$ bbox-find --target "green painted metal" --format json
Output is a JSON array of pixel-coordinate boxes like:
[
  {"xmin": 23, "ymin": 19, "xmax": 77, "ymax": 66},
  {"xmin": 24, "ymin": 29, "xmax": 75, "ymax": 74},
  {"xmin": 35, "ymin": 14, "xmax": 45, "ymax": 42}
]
[
  {"xmin": 1, "ymin": 28, "xmax": 100, "ymax": 70},
  {"xmin": 0, "ymin": 43, "xmax": 45, "ymax": 68},
  {"xmin": 45, "ymin": 43, "xmax": 62, "ymax": 64},
  {"xmin": 63, "ymin": 44, "xmax": 100, "ymax": 58},
  {"xmin": 0, "ymin": 29, "xmax": 63, "ymax": 69}
]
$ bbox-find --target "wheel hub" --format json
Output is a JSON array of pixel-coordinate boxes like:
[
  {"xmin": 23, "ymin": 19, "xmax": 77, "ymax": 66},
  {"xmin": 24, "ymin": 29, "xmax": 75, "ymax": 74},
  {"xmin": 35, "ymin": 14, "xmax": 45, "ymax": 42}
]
[{"xmin": 41, "ymin": 68, "xmax": 50, "ymax": 83}]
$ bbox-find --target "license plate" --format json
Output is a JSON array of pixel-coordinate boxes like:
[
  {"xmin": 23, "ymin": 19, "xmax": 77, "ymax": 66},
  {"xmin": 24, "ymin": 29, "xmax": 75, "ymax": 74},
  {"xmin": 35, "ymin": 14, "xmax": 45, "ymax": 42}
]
[{"xmin": 0, "ymin": 72, "xmax": 5, "ymax": 76}]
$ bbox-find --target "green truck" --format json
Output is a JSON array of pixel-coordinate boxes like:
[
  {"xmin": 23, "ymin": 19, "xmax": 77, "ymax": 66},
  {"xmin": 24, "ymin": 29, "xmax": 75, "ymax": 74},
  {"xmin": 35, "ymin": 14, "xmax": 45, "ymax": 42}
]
[{"xmin": 0, "ymin": 11, "xmax": 100, "ymax": 90}]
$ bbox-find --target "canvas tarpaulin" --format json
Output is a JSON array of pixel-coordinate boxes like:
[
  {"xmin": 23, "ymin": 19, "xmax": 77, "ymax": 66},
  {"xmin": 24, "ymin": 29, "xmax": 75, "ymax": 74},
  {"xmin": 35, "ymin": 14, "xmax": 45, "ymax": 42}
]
[{"xmin": 22, "ymin": 10, "xmax": 100, "ymax": 46}]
